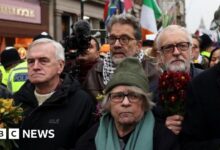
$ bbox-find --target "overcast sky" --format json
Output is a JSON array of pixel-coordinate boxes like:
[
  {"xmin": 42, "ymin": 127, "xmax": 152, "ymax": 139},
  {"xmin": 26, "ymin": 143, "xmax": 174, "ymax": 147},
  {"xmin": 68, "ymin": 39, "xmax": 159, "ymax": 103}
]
[{"xmin": 185, "ymin": 0, "xmax": 220, "ymax": 33}]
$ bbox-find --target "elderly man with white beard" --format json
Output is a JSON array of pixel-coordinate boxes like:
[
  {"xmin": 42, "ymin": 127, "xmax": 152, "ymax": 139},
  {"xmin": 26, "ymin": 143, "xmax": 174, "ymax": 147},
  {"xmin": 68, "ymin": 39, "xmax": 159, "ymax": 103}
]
[{"xmin": 154, "ymin": 25, "xmax": 203, "ymax": 135}]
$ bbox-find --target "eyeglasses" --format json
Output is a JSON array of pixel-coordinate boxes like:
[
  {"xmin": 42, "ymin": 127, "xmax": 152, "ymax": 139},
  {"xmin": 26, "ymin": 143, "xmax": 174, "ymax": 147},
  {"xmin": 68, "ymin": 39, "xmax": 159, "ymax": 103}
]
[
  {"xmin": 107, "ymin": 35, "xmax": 136, "ymax": 45},
  {"xmin": 109, "ymin": 92, "xmax": 143, "ymax": 103},
  {"xmin": 160, "ymin": 42, "xmax": 191, "ymax": 54}
]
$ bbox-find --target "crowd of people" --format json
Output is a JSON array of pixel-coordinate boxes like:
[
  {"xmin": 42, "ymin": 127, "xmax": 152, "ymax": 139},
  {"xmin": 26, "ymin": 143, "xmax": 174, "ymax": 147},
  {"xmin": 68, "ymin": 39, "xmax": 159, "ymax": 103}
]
[{"xmin": 0, "ymin": 13, "xmax": 220, "ymax": 150}]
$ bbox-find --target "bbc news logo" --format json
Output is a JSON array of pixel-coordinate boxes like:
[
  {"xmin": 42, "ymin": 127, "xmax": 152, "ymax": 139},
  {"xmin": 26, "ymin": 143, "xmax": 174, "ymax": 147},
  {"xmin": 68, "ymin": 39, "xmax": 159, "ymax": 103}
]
[{"xmin": 0, "ymin": 128, "xmax": 55, "ymax": 139}]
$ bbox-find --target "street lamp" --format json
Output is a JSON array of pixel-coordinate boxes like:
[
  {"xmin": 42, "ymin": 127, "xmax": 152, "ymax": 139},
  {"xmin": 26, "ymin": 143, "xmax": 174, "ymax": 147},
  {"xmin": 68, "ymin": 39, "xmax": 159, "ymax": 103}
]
[{"xmin": 81, "ymin": 0, "xmax": 86, "ymax": 20}]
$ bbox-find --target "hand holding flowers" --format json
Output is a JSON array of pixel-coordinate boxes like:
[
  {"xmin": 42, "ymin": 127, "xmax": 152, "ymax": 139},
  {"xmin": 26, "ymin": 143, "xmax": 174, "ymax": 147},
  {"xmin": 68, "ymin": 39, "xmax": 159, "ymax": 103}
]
[{"xmin": 158, "ymin": 71, "xmax": 191, "ymax": 116}]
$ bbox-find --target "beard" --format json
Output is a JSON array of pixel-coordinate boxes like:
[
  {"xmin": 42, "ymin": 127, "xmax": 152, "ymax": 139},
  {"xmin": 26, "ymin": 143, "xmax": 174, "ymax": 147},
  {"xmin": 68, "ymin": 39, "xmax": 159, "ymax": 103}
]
[
  {"xmin": 112, "ymin": 57, "xmax": 125, "ymax": 65},
  {"xmin": 164, "ymin": 59, "xmax": 189, "ymax": 72},
  {"xmin": 111, "ymin": 51, "xmax": 126, "ymax": 65}
]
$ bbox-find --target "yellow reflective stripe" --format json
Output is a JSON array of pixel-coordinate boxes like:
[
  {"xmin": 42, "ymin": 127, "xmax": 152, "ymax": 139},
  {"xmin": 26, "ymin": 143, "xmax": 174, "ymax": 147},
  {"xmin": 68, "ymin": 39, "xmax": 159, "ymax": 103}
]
[
  {"xmin": 7, "ymin": 70, "xmax": 28, "ymax": 93},
  {"xmin": 7, "ymin": 62, "xmax": 28, "ymax": 93}
]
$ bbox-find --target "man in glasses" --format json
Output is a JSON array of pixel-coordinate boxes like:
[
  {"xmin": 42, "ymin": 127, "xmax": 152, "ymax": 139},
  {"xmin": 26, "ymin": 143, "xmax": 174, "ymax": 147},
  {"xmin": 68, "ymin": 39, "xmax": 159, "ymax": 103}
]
[
  {"xmin": 156, "ymin": 25, "xmax": 192, "ymax": 73},
  {"xmin": 83, "ymin": 13, "xmax": 160, "ymax": 99},
  {"xmin": 154, "ymin": 25, "xmax": 203, "ymax": 135}
]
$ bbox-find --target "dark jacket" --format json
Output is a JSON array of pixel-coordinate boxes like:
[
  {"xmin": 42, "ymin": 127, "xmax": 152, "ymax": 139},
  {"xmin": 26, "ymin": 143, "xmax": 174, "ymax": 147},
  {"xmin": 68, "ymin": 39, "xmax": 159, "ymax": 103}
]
[
  {"xmin": 83, "ymin": 56, "xmax": 160, "ymax": 99},
  {"xmin": 14, "ymin": 74, "xmax": 95, "ymax": 150},
  {"xmin": 181, "ymin": 62, "xmax": 220, "ymax": 150},
  {"xmin": 74, "ymin": 119, "xmax": 180, "ymax": 150},
  {"xmin": 0, "ymin": 85, "xmax": 12, "ymax": 98},
  {"xmin": 152, "ymin": 64, "xmax": 203, "ymax": 119},
  {"xmin": 190, "ymin": 64, "xmax": 204, "ymax": 79}
]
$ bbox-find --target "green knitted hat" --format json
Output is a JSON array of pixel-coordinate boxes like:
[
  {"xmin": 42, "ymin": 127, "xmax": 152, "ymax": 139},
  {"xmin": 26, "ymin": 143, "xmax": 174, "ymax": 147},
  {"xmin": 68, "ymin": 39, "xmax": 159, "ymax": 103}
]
[{"xmin": 105, "ymin": 57, "xmax": 149, "ymax": 93}]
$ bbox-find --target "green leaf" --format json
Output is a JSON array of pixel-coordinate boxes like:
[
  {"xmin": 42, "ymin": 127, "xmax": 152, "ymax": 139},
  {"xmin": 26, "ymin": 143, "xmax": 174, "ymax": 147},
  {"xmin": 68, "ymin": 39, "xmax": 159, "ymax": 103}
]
[{"xmin": 0, "ymin": 140, "xmax": 13, "ymax": 150}]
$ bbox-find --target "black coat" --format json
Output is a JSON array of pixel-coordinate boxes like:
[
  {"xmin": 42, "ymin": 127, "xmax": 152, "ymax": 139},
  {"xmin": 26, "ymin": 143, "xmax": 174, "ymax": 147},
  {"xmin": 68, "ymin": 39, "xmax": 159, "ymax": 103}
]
[
  {"xmin": 74, "ymin": 119, "xmax": 180, "ymax": 150},
  {"xmin": 14, "ymin": 74, "xmax": 95, "ymax": 150},
  {"xmin": 152, "ymin": 64, "xmax": 203, "ymax": 119},
  {"xmin": 0, "ymin": 85, "xmax": 12, "ymax": 98},
  {"xmin": 181, "ymin": 62, "xmax": 220, "ymax": 150}
]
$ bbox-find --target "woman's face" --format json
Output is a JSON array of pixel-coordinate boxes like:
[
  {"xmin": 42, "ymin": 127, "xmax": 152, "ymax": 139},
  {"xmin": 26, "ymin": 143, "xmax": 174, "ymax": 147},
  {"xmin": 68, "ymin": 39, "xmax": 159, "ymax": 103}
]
[
  {"xmin": 109, "ymin": 85, "xmax": 145, "ymax": 127},
  {"xmin": 210, "ymin": 49, "xmax": 220, "ymax": 67}
]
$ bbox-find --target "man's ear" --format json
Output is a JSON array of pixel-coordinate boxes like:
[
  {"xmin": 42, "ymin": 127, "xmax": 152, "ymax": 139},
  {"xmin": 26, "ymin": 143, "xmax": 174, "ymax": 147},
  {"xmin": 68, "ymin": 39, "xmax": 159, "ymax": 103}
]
[
  {"xmin": 156, "ymin": 51, "xmax": 164, "ymax": 67},
  {"xmin": 58, "ymin": 60, "xmax": 65, "ymax": 74}
]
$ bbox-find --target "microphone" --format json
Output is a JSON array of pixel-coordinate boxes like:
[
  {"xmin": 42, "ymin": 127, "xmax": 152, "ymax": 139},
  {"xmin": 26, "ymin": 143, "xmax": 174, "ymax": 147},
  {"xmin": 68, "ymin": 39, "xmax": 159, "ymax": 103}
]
[{"xmin": 74, "ymin": 20, "xmax": 91, "ymax": 38}]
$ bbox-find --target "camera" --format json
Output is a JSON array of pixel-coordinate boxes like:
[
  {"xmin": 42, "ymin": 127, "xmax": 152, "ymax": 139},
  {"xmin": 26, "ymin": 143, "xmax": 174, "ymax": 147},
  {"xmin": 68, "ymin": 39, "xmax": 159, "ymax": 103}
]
[
  {"xmin": 62, "ymin": 20, "xmax": 91, "ymax": 59},
  {"xmin": 61, "ymin": 20, "xmax": 92, "ymax": 78}
]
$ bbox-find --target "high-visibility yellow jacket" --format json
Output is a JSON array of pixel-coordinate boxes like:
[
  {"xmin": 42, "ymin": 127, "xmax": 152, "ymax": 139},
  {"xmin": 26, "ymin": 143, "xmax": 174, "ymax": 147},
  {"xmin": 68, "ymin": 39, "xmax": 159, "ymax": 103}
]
[
  {"xmin": 7, "ymin": 61, "xmax": 28, "ymax": 93},
  {"xmin": 201, "ymin": 51, "xmax": 210, "ymax": 58},
  {"xmin": 0, "ymin": 64, "xmax": 10, "ymax": 86}
]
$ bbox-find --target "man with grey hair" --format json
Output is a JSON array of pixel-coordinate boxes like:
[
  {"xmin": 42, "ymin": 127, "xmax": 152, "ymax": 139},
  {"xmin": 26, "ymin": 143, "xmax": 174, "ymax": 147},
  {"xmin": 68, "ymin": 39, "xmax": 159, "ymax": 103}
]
[
  {"xmin": 156, "ymin": 25, "xmax": 192, "ymax": 73},
  {"xmin": 84, "ymin": 13, "xmax": 159, "ymax": 100},
  {"xmin": 154, "ymin": 25, "xmax": 203, "ymax": 135},
  {"xmin": 14, "ymin": 38, "xmax": 95, "ymax": 150}
]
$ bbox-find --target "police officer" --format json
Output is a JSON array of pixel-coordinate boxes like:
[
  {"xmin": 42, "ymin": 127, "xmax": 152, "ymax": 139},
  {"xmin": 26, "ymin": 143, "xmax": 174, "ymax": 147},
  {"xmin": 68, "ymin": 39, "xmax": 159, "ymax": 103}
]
[
  {"xmin": 0, "ymin": 63, "xmax": 6, "ymax": 86},
  {"xmin": 0, "ymin": 47, "xmax": 21, "ymax": 87},
  {"xmin": 7, "ymin": 60, "xmax": 28, "ymax": 93},
  {"xmin": 0, "ymin": 47, "xmax": 28, "ymax": 92}
]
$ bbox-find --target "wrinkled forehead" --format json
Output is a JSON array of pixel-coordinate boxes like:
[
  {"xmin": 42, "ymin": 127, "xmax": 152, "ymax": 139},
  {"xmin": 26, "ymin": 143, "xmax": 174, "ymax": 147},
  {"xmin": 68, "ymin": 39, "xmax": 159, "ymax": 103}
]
[{"xmin": 27, "ymin": 43, "xmax": 56, "ymax": 58}]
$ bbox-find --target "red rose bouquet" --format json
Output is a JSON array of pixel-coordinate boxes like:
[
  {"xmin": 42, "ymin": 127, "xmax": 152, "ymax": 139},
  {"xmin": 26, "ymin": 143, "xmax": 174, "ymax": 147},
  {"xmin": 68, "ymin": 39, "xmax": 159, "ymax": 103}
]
[{"xmin": 158, "ymin": 71, "xmax": 191, "ymax": 116}]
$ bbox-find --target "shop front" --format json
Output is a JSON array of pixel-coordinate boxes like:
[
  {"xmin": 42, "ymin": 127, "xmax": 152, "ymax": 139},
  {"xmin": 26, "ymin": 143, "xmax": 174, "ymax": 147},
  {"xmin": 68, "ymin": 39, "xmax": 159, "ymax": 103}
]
[{"xmin": 0, "ymin": 0, "xmax": 49, "ymax": 51}]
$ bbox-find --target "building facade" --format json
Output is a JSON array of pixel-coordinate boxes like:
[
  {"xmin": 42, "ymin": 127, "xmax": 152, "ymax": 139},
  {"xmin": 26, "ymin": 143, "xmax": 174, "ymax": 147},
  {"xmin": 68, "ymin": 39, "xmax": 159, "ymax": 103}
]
[
  {"xmin": 157, "ymin": 0, "xmax": 186, "ymax": 26},
  {"xmin": 0, "ymin": 0, "xmax": 50, "ymax": 51},
  {"xmin": 52, "ymin": 0, "xmax": 105, "ymax": 42},
  {"xmin": 0, "ymin": 0, "xmax": 186, "ymax": 51},
  {"xmin": 0, "ymin": 0, "xmax": 105, "ymax": 51}
]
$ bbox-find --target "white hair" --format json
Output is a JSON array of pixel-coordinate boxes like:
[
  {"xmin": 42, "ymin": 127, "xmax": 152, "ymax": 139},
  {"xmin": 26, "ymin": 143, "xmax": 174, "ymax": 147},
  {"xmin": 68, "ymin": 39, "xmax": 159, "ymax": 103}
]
[
  {"xmin": 28, "ymin": 38, "xmax": 65, "ymax": 62},
  {"xmin": 156, "ymin": 25, "xmax": 192, "ymax": 51},
  {"xmin": 101, "ymin": 85, "xmax": 155, "ymax": 113},
  {"xmin": 156, "ymin": 25, "xmax": 192, "ymax": 72}
]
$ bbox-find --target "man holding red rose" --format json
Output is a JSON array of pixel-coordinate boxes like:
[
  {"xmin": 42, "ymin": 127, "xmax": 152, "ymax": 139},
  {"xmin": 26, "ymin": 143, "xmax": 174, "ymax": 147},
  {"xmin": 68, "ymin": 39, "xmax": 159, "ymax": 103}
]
[{"xmin": 154, "ymin": 25, "xmax": 203, "ymax": 135}]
